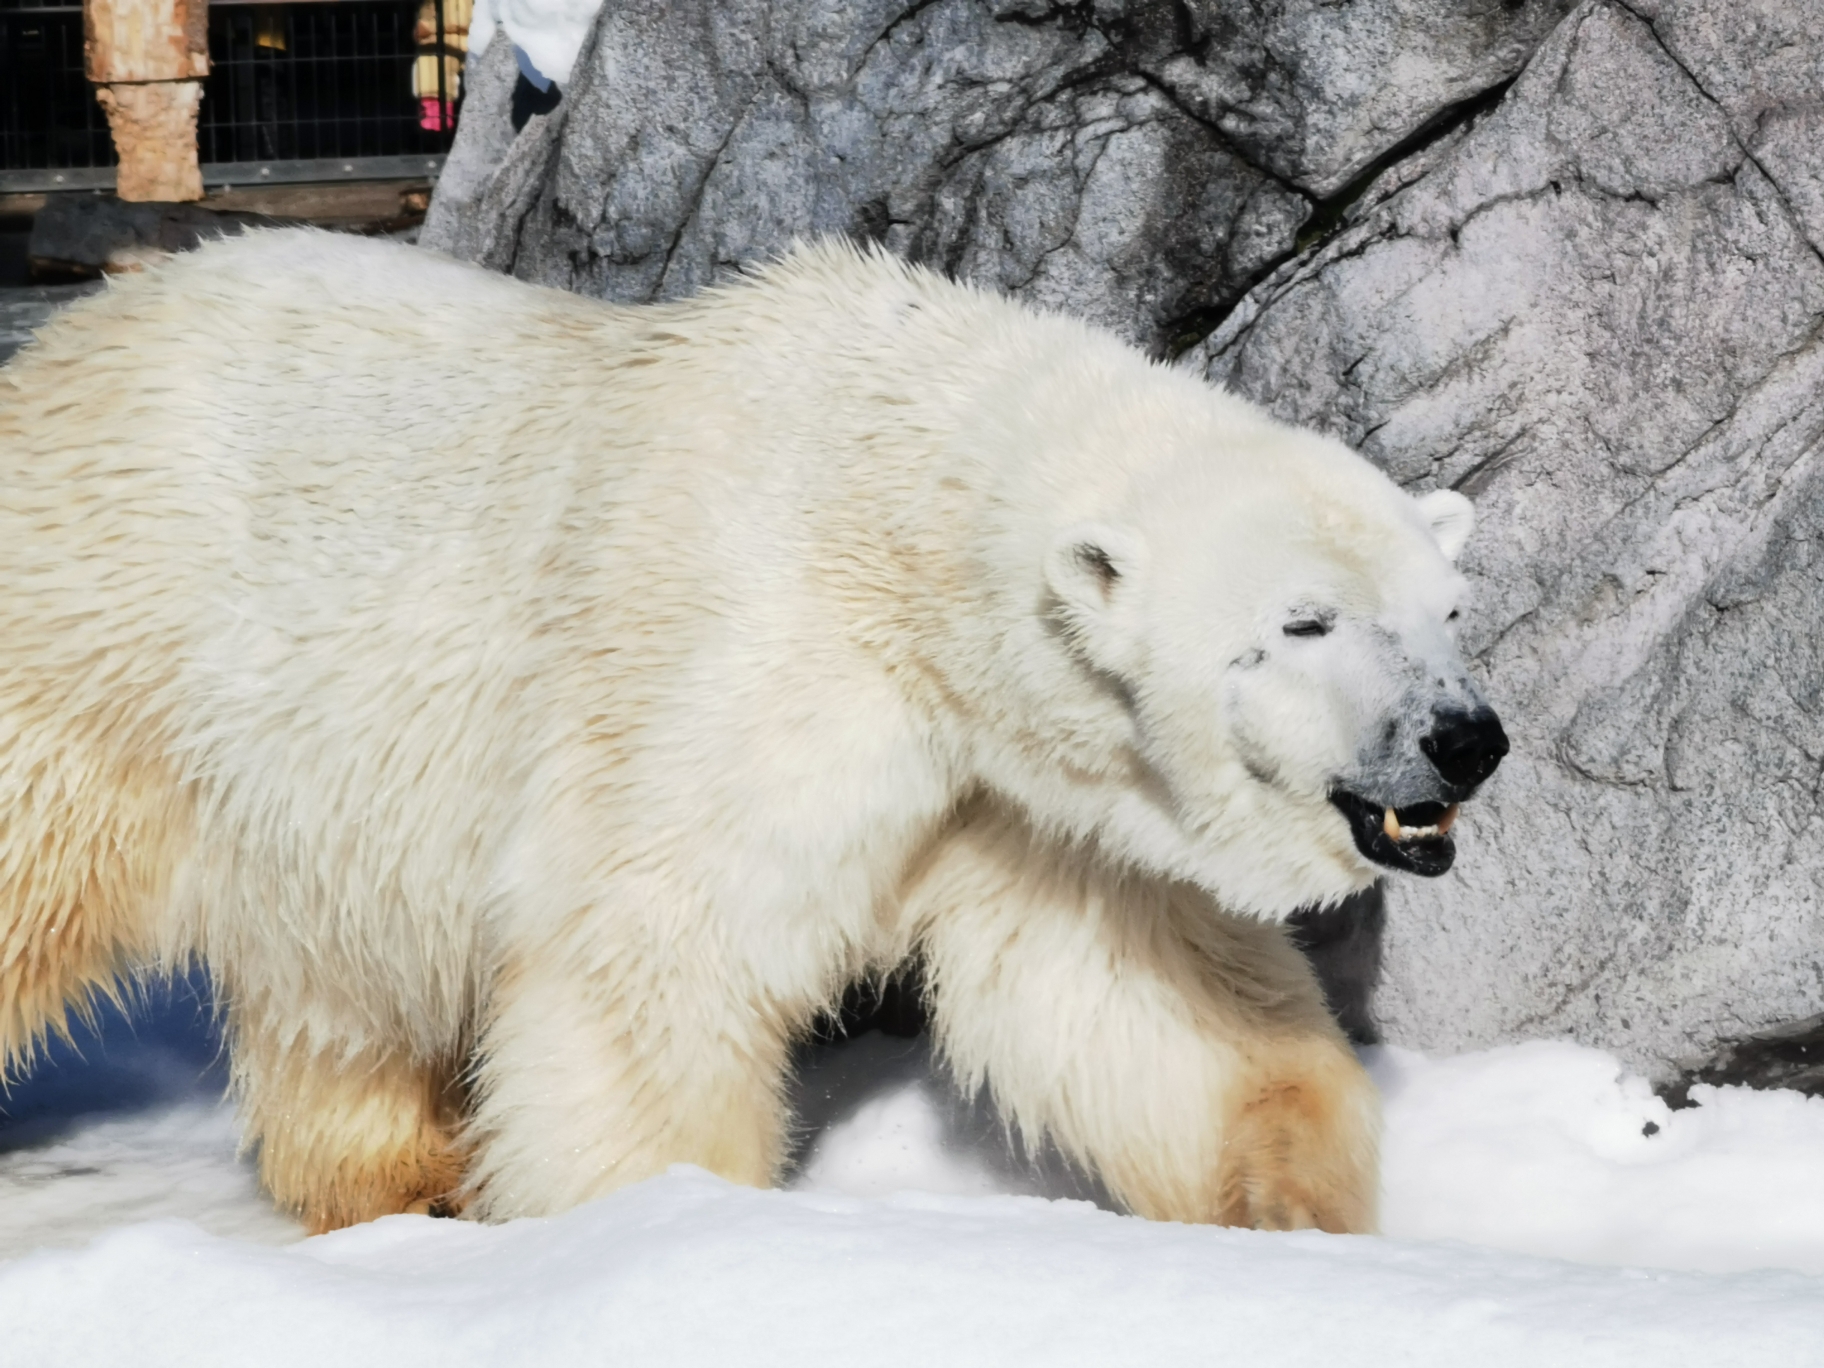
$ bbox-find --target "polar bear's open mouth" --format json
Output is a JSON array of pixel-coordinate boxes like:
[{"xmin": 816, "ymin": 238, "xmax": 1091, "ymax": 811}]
[{"xmin": 1328, "ymin": 791, "xmax": 1460, "ymax": 877}]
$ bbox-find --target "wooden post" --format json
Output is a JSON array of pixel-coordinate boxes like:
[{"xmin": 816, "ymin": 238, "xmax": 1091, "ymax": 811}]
[{"xmin": 84, "ymin": 0, "xmax": 209, "ymax": 202}]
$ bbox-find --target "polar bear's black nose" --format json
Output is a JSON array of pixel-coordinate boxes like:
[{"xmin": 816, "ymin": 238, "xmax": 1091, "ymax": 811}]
[{"xmin": 1421, "ymin": 708, "xmax": 1509, "ymax": 791}]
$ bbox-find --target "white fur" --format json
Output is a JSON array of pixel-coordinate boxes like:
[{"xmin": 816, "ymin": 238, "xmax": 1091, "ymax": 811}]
[
  {"xmin": 0, "ymin": 232, "xmax": 1479, "ymax": 1221},
  {"xmin": 1417, "ymin": 488, "xmax": 1476, "ymax": 561}
]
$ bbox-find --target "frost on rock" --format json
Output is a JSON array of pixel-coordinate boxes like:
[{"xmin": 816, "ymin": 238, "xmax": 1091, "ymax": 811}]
[
  {"xmin": 1191, "ymin": 0, "xmax": 1824, "ymax": 1079},
  {"xmin": 423, "ymin": 0, "xmax": 1568, "ymax": 352}
]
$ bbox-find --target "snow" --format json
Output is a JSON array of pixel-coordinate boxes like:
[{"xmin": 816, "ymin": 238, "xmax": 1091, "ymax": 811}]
[
  {"xmin": 9, "ymin": 1166, "xmax": 1824, "ymax": 1368},
  {"xmin": 4, "ymin": 994, "xmax": 1824, "ymax": 1364},
  {"xmin": 468, "ymin": 0, "xmax": 600, "ymax": 87},
  {"xmin": 1374, "ymin": 1040, "xmax": 1824, "ymax": 1275},
  {"xmin": 0, "ymin": 1105, "xmax": 294, "ymax": 1255}
]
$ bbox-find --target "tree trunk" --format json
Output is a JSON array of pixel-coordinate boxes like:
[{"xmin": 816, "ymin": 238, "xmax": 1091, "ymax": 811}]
[{"xmin": 84, "ymin": 0, "xmax": 209, "ymax": 202}]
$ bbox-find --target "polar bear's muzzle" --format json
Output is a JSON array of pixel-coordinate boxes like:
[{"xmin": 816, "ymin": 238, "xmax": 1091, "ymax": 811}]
[
  {"xmin": 1419, "ymin": 707, "xmax": 1509, "ymax": 793},
  {"xmin": 1328, "ymin": 707, "xmax": 1508, "ymax": 878}
]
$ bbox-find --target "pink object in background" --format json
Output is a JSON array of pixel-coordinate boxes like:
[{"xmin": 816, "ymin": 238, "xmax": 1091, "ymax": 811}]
[{"xmin": 419, "ymin": 97, "xmax": 454, "ymax": 132}]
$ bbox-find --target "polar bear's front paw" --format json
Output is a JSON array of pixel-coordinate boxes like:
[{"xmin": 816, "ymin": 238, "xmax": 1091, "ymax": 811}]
[{"xmin": 1214, "ymin": 1045, "xmax": 1379, "ymax": 1235}]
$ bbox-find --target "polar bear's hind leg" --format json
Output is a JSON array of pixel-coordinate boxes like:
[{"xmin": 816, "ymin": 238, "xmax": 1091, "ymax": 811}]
[
  {"xmin": 231, "ymin": 1018, "xmax": 470, "ymax": 1233},
  {"xmin": 0, "ymin": 708, "xmax": 191, "ymax": 1076}
]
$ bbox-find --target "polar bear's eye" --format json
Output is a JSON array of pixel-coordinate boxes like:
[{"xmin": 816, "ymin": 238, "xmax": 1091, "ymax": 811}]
[
  {"xmin": 1447, "ymin": 609, "xmax": 1461, "ymax": 622},
  {"xmin": 1283, "ymin": 616, "xmax": 1332, "ymax": 638}
]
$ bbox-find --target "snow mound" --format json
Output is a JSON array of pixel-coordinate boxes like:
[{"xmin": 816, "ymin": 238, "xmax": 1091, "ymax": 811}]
[
  {"xmin": 5, "ymin": 1014, "xmax": 1824, "ymax": 1364},
  {"xmin": 3, "ymin": 1166, "xmax": 1822, "ymax": 1368},
  {"xmin": 1374, "ymin": 1040, "xmax": 1824, "ymax": 1274}
]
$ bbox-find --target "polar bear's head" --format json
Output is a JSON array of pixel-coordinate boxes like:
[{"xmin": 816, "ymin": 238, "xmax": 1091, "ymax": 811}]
[{"xmin": 1020, "ymin": 393, "xmax": 1507, "ymax": 918}]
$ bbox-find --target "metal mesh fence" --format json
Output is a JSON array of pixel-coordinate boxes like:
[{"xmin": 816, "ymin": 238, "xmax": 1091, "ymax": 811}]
[
  {"xmin": 200, "ymin": 2, "xmax": 456, "ymax": 165},
  {"xmin": 0, "ymin": 0, "xmax": 458, "ymax": 184},
  {"xmin": 0, "ymin": 1, "xmax": 113, "ymax": 175}
]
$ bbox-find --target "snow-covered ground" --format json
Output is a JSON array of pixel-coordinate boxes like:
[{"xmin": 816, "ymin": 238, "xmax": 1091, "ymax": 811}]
[{"xmin": 3, "ymin": 993, "xmax": 1823, "ymax": 1364}]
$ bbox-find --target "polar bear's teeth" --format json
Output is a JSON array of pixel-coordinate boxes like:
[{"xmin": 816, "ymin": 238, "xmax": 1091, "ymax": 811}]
[{"xmin": 1382, "ymin": 804, "xmax": 1462, "ymax": 843}]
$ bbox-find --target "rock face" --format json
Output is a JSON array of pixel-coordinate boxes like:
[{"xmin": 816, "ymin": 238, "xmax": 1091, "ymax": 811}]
[
  {"xmin": 422, "ymin": 39, "xmax": 523, "ymax": 264},
  {"xmin": 1193, "ymin": 0, "xmax": 1824, "ymax": 1078},
  {"xmin": 426, "ymin": 0, "xmax": 1824, "ymax": 1081},
  {"xmin": 424, "ymin": 0, "xmax": 1570, "ymax": 350}
]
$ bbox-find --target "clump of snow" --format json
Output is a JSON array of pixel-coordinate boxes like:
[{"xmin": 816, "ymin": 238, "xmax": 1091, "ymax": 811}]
[
  {"xmin": 5, "ymin": 994, "xmax": 1824, "ymax": 1364},
  {"xmin": 467, "ymin": 0, "xmax": 600, "ymax": 87}
]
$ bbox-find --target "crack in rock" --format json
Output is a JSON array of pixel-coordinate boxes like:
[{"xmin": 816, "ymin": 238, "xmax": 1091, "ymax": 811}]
[{"xmin": 427, "ymin": 0, "xmax": 1565, "ymax": 352}]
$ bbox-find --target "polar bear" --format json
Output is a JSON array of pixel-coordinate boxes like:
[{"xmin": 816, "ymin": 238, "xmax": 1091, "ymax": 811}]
[{"xmin": 0, "ymin": 231, "xmax": 1504, "ymax": 1233}]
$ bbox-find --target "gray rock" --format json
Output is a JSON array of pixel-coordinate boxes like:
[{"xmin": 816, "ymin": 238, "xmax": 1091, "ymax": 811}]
[
  {"xmin": 1193, "ymin": 0, "xmax": 1824, "ymax": 1080},
  {"xmin": 426, "ymin": 0, "xmax": 1566, "ymax": 350},
  {"xmin": 1151, "ymin": 0, "xmax": 1576, "ymax": 197},
  {"xmin": 421, "ymin": 39, "xmax": 525, "ymax": 263},
  {"xmin": 1661, "ymin": 1013, "xmax": 1824, "ymax": 1106}
]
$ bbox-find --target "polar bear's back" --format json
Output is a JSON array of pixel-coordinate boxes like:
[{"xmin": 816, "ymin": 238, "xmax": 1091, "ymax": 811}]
[
  {"xmin": 0, "ymin": 230, "xmax": 1020, "ymax": 1047},
  {"xmin": 0, "ymin": 231, "xmax": 640, "ymax": 811},
  {"xmin": 1, "ymin": 230, "xmax": 626, "ymax": 604},
  {"xmin": 0, "ymin": 228, "xmax": 1265, "ymax": 1057},
  {"xmin": 0, "ymin": 232, "xmax": 672, "ymax": 1044}
]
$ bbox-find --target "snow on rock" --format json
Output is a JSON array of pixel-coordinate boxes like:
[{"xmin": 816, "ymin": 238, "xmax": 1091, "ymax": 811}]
[{"xmin": 466, "ymin": 0, "xmax": 597, "ymax": 87}]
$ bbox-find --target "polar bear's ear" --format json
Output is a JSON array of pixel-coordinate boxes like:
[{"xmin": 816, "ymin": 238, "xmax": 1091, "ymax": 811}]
[
  {"xmin": 1045, "ymin": 522, "xmax": 1148, "ymax": 676},
  {"xmin": 1417, "ymin": 489, "xmax": 1475, "ymax": 561}
]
